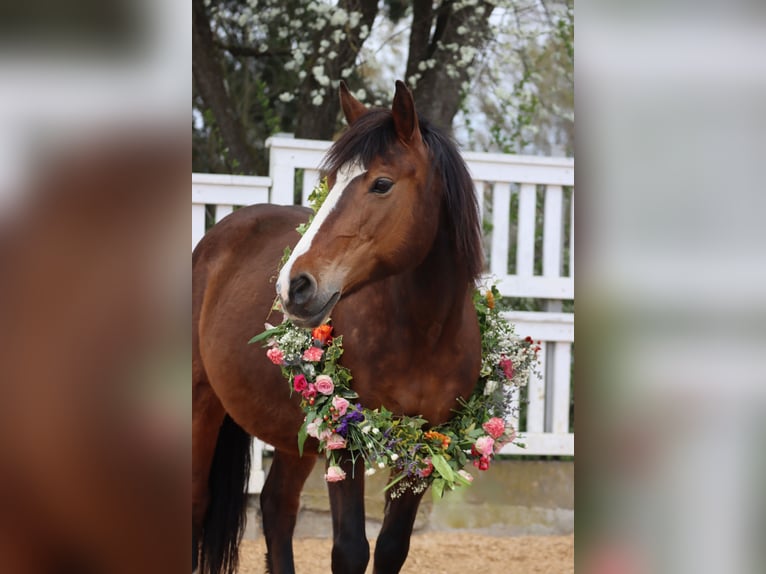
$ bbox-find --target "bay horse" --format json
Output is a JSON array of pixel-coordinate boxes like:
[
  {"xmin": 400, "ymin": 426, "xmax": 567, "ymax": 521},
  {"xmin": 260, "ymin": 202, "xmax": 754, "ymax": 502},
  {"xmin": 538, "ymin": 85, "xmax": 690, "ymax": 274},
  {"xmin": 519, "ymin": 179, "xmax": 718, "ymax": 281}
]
[{"xmin": 192, "ymin": 81, "xmax": 483, "ymax": 574}]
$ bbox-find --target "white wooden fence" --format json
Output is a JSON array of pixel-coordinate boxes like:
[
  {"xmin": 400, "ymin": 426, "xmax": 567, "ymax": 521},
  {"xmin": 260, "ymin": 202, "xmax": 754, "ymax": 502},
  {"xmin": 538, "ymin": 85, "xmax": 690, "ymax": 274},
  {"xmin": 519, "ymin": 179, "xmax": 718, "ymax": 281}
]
[{"xmin": 193, "ymin": 135, "xmax": 574, "ymax": 491}]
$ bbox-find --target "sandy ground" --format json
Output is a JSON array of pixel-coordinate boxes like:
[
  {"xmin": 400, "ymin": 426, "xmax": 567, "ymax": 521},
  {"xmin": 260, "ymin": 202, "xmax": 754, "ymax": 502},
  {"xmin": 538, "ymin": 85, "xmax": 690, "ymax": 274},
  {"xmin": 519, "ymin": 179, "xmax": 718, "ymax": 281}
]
[{"xmin": 239, "ymin": 533, "xmax": 574, "ymax": 573}]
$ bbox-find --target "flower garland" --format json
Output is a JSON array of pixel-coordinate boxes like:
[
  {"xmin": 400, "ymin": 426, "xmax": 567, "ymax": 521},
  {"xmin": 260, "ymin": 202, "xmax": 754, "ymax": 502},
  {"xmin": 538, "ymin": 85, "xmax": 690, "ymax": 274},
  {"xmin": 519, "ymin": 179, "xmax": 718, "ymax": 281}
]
[{"xmin": 250, "ymin": 179, "xmax": 540, "ymax": 499}]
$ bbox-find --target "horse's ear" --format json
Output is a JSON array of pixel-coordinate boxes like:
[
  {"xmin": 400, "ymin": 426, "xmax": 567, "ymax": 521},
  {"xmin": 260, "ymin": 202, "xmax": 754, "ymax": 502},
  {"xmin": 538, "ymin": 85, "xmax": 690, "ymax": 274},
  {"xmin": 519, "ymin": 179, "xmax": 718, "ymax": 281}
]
[
  {"xmin": 339, "ymin": 81, "xmax": 368, "ymax": 125},
  {"xmin": 392, "ymin": 80, "xmax": 421, "ymax": 146}
]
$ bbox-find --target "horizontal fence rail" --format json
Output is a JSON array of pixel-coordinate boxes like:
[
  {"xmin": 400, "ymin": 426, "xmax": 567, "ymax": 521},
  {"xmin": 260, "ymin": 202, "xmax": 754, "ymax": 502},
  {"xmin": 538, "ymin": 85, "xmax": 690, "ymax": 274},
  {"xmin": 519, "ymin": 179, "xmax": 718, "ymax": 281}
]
[{"xmin": 192, "ymin": 135, "xmax": 574, "ymax": 492}]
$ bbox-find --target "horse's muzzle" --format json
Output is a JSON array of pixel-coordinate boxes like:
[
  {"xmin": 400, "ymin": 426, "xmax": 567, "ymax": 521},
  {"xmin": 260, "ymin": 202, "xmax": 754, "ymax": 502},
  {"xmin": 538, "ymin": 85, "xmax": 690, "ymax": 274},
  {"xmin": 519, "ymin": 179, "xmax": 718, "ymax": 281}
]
[{"xmin": 280, "ymin": 272, "xmax": 340, "ymax": 328}]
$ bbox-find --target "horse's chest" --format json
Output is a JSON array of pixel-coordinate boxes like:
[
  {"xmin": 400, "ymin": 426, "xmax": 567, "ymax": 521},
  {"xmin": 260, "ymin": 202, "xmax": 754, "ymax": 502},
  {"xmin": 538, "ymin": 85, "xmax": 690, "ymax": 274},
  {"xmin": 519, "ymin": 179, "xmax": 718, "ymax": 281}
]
[{"xmin": 343, "ymin": 345, "xmax": 476, "ymax": 426}]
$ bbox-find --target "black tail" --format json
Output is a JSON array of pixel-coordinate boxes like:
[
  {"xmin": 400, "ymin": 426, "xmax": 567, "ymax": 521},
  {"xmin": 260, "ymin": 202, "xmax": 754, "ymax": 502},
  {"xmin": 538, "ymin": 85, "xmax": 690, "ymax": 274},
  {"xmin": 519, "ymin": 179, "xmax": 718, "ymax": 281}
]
[{"xmin": 199, "ymin": 415, "xmax": 252, "ymax": 574}]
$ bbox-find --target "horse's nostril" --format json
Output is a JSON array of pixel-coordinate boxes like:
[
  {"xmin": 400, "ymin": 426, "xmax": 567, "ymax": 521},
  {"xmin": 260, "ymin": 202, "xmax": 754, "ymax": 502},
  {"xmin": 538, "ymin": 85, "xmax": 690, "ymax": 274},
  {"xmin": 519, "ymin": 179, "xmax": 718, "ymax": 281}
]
[{"xmin": 288, "ymin": 273, "xmax": 316, "ymax": 306}]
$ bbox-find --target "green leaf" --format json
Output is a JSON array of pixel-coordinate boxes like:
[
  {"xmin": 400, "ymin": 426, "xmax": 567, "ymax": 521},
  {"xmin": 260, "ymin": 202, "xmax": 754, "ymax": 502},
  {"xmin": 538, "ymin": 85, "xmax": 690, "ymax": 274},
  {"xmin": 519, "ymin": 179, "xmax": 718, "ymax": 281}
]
[
  {"xmin": 431, "ymin": 454, "xmax": 455, "ymax": 483},
  {"xmin": 454, "ymin": 470, "xmax": 472, "ymax": 487},
  {"xmin": 431, "ymin": 478, "xmax": 445, "ymax": 501},
  {"xmin": 248, "ymin": 325, "xmax": 281, "ymax": 345},
  {"xmin": 297, "ymin": 424, "xmax": 308, "ymax": 457}
]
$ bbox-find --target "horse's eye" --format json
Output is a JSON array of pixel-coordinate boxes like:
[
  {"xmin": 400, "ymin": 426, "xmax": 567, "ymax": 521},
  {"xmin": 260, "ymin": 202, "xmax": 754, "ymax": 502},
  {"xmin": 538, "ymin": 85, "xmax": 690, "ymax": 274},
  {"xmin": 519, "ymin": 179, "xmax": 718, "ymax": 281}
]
[{"xmin": 370, "ymin": 178, "xmax": 393, "ymax": 194}]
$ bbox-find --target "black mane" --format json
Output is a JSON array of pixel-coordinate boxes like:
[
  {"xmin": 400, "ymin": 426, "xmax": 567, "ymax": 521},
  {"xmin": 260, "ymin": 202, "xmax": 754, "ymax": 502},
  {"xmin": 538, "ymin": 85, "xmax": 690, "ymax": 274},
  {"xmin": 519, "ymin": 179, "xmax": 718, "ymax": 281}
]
[{"xmin": 321, "ymin": 109, "xmax": 484, "ymax": 281}]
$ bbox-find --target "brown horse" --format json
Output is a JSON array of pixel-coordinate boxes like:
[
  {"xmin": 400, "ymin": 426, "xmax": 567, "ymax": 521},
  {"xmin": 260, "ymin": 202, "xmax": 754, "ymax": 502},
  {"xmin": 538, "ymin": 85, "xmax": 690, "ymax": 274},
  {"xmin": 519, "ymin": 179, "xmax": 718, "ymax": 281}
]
[{"xmin": 192, "ymin": 81, "xmax": 483, "ymax": 574}]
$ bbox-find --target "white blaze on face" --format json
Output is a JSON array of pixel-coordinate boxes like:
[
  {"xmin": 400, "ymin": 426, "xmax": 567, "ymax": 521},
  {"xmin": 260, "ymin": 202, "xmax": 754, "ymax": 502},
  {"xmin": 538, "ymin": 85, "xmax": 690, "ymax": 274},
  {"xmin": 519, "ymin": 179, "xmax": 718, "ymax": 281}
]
[{"xmin": 278, "ymin": 162, "xmax": 366, "ymax": 302}]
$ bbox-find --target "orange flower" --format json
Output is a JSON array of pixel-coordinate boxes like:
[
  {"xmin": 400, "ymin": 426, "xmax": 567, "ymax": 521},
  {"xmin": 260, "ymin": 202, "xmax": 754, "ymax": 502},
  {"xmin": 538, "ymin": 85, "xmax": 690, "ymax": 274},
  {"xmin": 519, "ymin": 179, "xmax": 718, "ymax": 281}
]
[
  {"xmin": 424, "ymin": 430, "xmax": 451, "ymax": 449},
  {"xmin": 485, "ymin": 290, "xmax": 495, "ymax": 310},
  {"xmin": 312, "ymin": 324, "xmax": 333, "ymax": 345}
]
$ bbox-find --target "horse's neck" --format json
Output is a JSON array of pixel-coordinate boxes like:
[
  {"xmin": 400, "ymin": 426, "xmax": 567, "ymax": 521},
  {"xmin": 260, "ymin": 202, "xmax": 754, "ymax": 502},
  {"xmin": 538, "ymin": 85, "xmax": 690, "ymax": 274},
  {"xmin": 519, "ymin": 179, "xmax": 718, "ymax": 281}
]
[
  {"xmin": 333, "ymin": 221, "xmax": 480, "ymax": 423},
  {"xmin": 396, "ymin": 225, "xmax": 473, "ymax": 342},
  {"xmin": 344, "ymin": 218, "xmax": 472, "ymax": 338}
]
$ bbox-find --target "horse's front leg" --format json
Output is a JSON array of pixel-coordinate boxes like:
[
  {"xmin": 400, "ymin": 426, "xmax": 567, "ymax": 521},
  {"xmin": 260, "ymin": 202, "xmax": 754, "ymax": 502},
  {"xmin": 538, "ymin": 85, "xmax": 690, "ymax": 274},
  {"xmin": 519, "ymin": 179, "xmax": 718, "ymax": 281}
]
[
  {"xmin": 261, "ymin": 449, "xmax": 317, "ymax": 574},
  {"xmin": 327, "ymin": 453, "xmax": 370, "ymax": 574},
  {"xmin": 373, "ymin": 480, "xmax": 426, "ymax": 574}
]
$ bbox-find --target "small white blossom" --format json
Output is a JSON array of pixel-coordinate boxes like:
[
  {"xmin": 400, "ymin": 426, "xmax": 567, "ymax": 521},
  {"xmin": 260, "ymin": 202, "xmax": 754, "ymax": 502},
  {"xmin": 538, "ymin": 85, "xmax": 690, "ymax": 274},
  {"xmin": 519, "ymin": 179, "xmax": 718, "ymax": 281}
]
[
  {"xmin": 312, "ymin": 93, "xmax": 324, "ymax": 106},
  {"xmin": 278, "ymin": 92, "xmax": 295, "ymax": 102},
  {"xmin": 329, "ymin": 9, "xmax": 348, "ymax": 27}
]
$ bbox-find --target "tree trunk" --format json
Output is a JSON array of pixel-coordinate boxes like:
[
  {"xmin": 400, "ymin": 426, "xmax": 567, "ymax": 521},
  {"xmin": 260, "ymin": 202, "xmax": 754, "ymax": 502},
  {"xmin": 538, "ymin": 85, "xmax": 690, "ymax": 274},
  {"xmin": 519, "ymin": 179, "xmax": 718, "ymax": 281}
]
[
  {"xmin": 294, "ymin": 0, "xmax": 379, "ymax": 140},
  {"xmin": 192, "ymin": 0, "xmax": 260, "ymax": 174},
  {"xmin": 406, "ymin": 1, "xmax": 495, "ymax": 134}
]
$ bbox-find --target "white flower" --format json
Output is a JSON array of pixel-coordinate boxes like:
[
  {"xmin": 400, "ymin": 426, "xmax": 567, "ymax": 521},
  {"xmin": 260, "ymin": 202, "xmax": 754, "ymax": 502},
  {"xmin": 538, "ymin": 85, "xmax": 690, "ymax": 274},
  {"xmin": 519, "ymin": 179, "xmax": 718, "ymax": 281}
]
[
  {"xmin": 372, "ymin": 427, "xmax": 380, "ymax": 435},
  {"xmin": 483, "ymin": 379, "xmax": 499, "ymax": 395},
  {"xmin": 330, "ymin": 10, "xmax": 348, "ymax": 26},
  {"xmin": 365, "ymin": 467, "xmax": 376, "ymax": 476},
  {"xmin": 390, "ymin": 453, "xmax": 399, "ymax": 461},
  {"xmin": 378, "ymin": 461, "xmax": 385, "ymax": 469},
  {"xmin": 361, "ymin": 425, "xmax": 371, "ymax": 434},
  {"xmin": 312, "ymin": 94, "xmax": 324, "ymax": 106},
  {"xmin": 278, "ymin": 92, "xmax": 295, "ymax": 103}
]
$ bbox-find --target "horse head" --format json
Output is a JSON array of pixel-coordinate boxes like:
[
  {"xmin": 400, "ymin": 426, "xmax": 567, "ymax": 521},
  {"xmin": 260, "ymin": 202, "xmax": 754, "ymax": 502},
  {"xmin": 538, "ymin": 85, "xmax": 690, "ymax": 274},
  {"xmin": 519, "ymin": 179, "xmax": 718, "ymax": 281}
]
[{"xmin": 277, "ymin": 81, "xmax": 444, "ymax": 327}]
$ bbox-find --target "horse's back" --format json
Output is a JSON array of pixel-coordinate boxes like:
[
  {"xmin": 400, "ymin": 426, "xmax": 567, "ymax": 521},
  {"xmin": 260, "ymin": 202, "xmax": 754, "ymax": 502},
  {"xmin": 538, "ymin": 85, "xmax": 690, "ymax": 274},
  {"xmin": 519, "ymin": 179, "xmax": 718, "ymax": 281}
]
[{"xmin": 193, "ymin": 203, "xmax": 312, "ymax": 446}]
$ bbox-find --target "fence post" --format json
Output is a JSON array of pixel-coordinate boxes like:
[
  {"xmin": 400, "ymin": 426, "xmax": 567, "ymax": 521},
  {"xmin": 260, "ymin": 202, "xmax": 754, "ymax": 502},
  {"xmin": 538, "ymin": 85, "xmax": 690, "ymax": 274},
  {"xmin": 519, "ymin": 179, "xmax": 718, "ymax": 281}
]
[{"xmin": 267, "ymin": 136, "xmax": 296, "ymax": 206}]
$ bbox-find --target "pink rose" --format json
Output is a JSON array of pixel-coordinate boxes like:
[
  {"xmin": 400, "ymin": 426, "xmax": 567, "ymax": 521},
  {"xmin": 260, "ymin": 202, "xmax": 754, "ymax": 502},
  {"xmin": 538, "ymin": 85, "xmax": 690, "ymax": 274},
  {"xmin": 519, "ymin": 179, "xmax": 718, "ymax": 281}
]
[
  {"xmin": 305, "ymin": 417, "xmax": 322, "ymax": 439},
  {"xmin": 302, "ymin": 384, "xmax": 317, "ymax": 400},
  {"xmin": 332, "ymin": 396, "xmax": 350, "ymax": 417},
  {"xmin": 499, "ymin": 356, "xmax": 513, "ymax": 380},
  {"xmin": 482, "ymin": 417, "xmax": 506, "ymax": 439},
  {"xmin": 493, "ymin": 427, "xmax": 517, "ymax": 453},
  {"xmin": 325, "ymin": 433, "xmax": 347, "ymax": 451},
  {"xmin": 293, "ymin": 374, "xmax": 307, "ymax": 393},
  {"xmin": 474, "ymin": 435, "xmax": 495, "ymax": 457},
  {"xmin": 325, "ymin": 465, "xmax": 346, "ymax": 482},
  {"xmin": 418, "ymin": 459, "xmax": 434, "ymax": 478},
  {"xmin": 266, "ymin": 347, "xmax": 284, "ymax": 365},
  {"xmin": 318, "ymin": 428, "xmax": 333, "ymax": 442},
  {"xmin": 302, "ymin": 346, "xmax": 324, "ymax": 362},
  {"xmin": 314, "ymin": 375, "xmax": 335, "ymax": 395}
]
